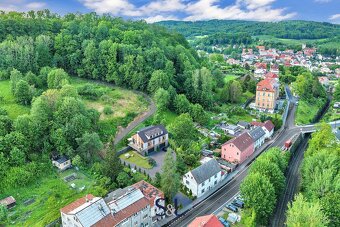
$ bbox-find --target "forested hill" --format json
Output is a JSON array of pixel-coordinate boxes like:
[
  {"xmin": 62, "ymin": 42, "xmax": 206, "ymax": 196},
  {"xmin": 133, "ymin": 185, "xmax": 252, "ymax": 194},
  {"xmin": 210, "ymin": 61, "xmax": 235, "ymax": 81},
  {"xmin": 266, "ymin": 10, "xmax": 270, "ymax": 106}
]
[
  {"xmin": 156, "ymin": 20, "xmax": 340, "ymax": 39},
  {"xmin": 0, "ymin": 11, "xmax": 200, "ymax": 92}
]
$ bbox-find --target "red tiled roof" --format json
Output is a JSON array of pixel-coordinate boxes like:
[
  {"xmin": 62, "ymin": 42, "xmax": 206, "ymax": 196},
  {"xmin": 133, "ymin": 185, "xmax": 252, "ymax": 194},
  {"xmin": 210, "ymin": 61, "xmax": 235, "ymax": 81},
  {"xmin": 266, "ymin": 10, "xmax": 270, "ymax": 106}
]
[
  {"xmin": 256, "ymin": 78, "xmax": 275, "ymax": 92},
  {"xmin": 0, "ymin": 196, "xmax": 16, "ymax": 206},
  {"xmin": 111, "ymin": 197, "xmax": 149, "ymax": 226},
  {"xmin": 188, "ymin": 214, "xmax": 224, "ymax": 227},
  {"xmin": 263, "ymin": 120, "xmax": 275, "ymax": 132},
  {"xmin": 93, "ymin": 214, "xmax": 115, "ymax": 227},
  {"xmin": 251, "ymin": 120, "xmax": 274, "ymax": 132},
  {"xmin": 265, "ymin": 72, "xmax": 278, "ymax": 79},
  {"xmin": 60, "ymin": 194, "xmax": 95, "ymax": 214},
  {"xmin": 132, "ymin": 180, "xmax": 164, "ymax": 208},
  {"xmin": 223, "ymin": 132, "xmax": 253, "ymax": 153}
]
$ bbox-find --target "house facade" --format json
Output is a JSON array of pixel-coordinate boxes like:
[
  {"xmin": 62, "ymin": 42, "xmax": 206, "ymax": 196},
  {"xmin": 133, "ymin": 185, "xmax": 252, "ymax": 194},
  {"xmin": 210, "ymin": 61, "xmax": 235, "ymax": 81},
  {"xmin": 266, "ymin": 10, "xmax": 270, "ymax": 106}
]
[
  {"xmin": 251, "ymin": 120, "xmax": 275, "ymax": 139},
  {"xmin": 255, "ymin": 78, "xmax": 279, "ymax": 113},
  {"xmin": 248, "ymin": 127, "xmax": 266, "ymax": 149},
  {"xmin": 182, "ymin": 159, "xmax": 223, "ymax": 198},
  {"xmin": 221, "ymin": 132, "xmax": 254, "ymax": 164},
  {"xmin": 132, "ymin": 180, "xmax": 165, "ymax": 222},
  {"xmin": 129, "ymin": 125, "xmax": 168, "ymax": 156}
]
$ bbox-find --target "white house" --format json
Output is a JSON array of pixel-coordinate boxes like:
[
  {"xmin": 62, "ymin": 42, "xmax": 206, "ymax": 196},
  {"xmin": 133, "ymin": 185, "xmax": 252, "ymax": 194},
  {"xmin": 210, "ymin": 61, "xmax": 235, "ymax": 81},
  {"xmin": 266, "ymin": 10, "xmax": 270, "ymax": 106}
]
[
  {"xmin": 251, "ymin": 120, "xmax": 275, "ymax": 139},
  {"xmin": 182, "ymin": 159, "xmax": 223, "ymax": 198},
  {"xmin": 248, "ymin": 127, "xmax": 266, "ymax": 149}
]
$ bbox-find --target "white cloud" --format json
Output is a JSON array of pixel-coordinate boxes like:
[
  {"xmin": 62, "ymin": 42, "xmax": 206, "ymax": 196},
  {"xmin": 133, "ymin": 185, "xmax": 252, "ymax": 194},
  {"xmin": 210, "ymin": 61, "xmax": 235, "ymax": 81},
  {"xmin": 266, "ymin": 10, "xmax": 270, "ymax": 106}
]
[
  {"xmin": 329, "ymin": 13, "xmax": 340, "ymax": 20},
  {"xmin": 79, "ymin": 0, "xmax": 295, "ymax": 22},
  {"xmin": 144, "ymin": 15, "xmax": 180, "ymax": 23},
  {"xmin": 0, "ymin": 0, "xmax": 46, "ymax": 11},
  {"xmin": 26, "ymin": 2, "xmax": 46, "ymax": 10}
]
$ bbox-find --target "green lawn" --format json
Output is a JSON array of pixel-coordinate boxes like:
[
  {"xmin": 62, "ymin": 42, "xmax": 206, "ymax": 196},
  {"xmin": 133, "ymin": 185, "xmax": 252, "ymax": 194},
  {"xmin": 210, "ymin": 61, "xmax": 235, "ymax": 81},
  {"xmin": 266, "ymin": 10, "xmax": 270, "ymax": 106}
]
[
  {"xmin": 295, "ymin": 99, "xmax": 323, "ymax": 125},
  {"xmin": 224, "ymin": 74, "xmax": 237, "ymax": 83},
  {"xmin": 1, "ymin": 168, "xmax": 95, "ymax": 226},
  {"xmin": 69, "ymin": 77, "xmax": 149, "ymax": 142},
  {"xmin": 120, "ymin": 151, "xmax": 152, "ymax": 169},
  {"xmin": 0, "ymin": 80, "xmax": 30, "ymax": 119}
]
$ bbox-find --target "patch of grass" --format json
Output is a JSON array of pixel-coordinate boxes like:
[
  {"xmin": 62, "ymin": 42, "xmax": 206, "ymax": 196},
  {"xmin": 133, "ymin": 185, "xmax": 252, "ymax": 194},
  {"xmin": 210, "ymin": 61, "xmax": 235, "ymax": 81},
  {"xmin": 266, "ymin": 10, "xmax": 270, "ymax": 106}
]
[
  {"xmin": 295, "ymin": 99, "xmax": 324, "ymax": 125},
  {"xmin": 1, "ymin": 169, "xmax": 95, "ymax": 226},
  {"xmin": 159, "ymin": 110, "xmax": 178, "ymax": 125},
  {"xmin": 120, "ymin": 151, "xmax": 152, "ymax": 169},
  {"xmin": 0, "ymin": 80, "xmax": 30, "ymax": 119},
  {"xmin": 224, "ymin": 74, "xmax": 237, "ymax": 83}
]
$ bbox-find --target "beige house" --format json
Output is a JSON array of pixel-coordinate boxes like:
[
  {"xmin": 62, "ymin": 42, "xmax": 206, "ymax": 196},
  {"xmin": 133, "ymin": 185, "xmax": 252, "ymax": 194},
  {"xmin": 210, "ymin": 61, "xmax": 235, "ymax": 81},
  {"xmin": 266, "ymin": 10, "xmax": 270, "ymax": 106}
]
[
  {"xmin": 255, "ymin": 78, "xmax": 279, "ymax": 113},
  {"xmin": 52, "ymin": 155, "xmax": 71, "ymax": 171},
  {"xmin": 129, "ymin": 125, "xmax": 168, "ymax": 156}
]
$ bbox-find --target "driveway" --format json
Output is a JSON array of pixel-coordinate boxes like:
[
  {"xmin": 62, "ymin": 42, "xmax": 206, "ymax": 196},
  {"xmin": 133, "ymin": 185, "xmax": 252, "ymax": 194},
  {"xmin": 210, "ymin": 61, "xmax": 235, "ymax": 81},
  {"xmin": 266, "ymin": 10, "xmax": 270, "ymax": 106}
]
[{"xmin": 121, "ymin": 149, "xmax": 176, "ymax": 178}]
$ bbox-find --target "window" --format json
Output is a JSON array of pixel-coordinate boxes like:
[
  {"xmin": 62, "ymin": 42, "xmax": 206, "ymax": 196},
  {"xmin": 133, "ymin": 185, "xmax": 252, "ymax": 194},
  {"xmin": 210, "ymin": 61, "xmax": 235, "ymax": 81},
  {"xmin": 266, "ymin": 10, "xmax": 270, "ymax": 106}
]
[
  {"xmin": 186, "ymin": 180, "xmax": 189, "ymax": 185},
  {"xmin": 237, "ymin": 152, "xmax": 239, "ymax": 155},
  {"xmin": 215, "ymin": 174, "xmax": 217, "ymax": 179},
  {"xmin": 202, "ymin": 189, "xmax": 205, "ymax": 194},
  {"xmin": 202, "ymin": 182, "xmax": 205, "ymax": 186},
  {"xmin": 215, "ymin": 180, "xmax": 217, "ymax": 185}
]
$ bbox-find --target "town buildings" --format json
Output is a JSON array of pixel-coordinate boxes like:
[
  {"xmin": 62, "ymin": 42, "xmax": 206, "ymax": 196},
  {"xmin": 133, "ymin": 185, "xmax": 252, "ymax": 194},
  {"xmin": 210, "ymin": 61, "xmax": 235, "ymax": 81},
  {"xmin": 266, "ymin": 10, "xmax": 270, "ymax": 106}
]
[
  {"xmin": 221, "ymin": 132, "xmax": 254, "ymax": 164},
  {"xmin": 106, "ymin": 187, "xmax": 152, "ymax": 227},
  {"xmin": 182, "ymin": 159, "xmax": 223, "ymax": 198},
  {"xmin": 132, "ymin": 180, "xmax": 165, "ymax": 222},
  {"xmin": 255, "ymin": 77, "xmax": 280, "ymax": 113},
  {"xmin": 128, "ymin": 125, "xmax": 168, "ymax": 156},
  {"xmin": 60, "ymin": 181, "xmax": 165, "ymax": 227}
]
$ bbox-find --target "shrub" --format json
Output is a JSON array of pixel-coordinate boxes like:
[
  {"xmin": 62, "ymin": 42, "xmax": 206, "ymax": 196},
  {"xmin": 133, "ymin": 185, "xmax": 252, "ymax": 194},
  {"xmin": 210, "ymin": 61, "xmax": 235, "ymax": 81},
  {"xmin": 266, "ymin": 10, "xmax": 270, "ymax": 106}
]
[
  {"xmin": 103, "ymin": 106, "xmax": 113, "ymax": 115},
  {"xmin": 148, "ymin": 158, "xmax": 157, "ymax": 167}
]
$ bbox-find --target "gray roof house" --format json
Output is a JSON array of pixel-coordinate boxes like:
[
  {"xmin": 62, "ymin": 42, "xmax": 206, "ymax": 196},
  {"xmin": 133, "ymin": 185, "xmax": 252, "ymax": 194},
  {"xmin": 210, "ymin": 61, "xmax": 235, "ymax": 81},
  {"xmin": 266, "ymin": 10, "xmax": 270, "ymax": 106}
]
[
  {"xmin": 182, "ymin": 159, "xmax": 224, "ymax": 198},
  {"xmin": 248, "ymin": 127, "xmax": 266, "ymax": 149},
  {"xmin": 237, "ymin": 121, "xmax": 251, "ymax": 129},
  {"xmin": 129, "ymin": 125, "xmax": 169, "ymax": 155}
]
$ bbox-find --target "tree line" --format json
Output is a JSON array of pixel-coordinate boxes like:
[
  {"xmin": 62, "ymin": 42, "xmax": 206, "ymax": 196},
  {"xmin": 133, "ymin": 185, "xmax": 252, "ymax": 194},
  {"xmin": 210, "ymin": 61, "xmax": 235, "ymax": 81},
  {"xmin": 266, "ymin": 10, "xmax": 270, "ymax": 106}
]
[{"xmin": 286, "ymin": 123, "xmax": 339, "ymax": 227}]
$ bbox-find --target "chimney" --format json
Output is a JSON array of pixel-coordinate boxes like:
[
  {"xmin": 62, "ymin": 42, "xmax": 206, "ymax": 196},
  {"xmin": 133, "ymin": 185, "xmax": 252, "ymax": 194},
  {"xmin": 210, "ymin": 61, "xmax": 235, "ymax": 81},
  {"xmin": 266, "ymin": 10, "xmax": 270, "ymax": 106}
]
[{"xmin": 85, "ymin": 195, "xmax": 88, "ymax": 202}]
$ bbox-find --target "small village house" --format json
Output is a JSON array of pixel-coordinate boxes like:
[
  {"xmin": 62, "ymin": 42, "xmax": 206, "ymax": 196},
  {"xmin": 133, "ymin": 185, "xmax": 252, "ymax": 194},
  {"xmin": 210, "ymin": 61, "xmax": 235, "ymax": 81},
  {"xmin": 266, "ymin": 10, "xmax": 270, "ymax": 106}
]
[
  {"xmin": 128, "ymin": 125, "xmax": 168, "ymax": 156},
  {"xmin": 251, "ymin": 120, "xmax": 275, "ymax": 139},
  {"xmin": 0, "ymin": 196, "xmax": 16, "ymax": 209},
  {"xmin": 248, "ymin": 127, "xmax": 266, "ymax": 149},
  {"xmin": 182, "ymin": 159, "xmax": 223, "ymax": 198},
  {"xmin": 221, "ymin": 132, "xmax": 254, "ymax": 164},
  {"xmin": 52, "ymin": 155, "xmax": 71, "ymax": 171}
]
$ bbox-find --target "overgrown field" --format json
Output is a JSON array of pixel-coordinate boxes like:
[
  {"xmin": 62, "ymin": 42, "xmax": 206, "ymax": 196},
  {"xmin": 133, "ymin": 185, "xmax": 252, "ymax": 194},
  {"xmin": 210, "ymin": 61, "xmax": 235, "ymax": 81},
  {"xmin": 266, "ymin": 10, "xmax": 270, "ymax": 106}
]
[{"xmin": 0, "ymin": 80, "xmax": 30, "ymax": 119}]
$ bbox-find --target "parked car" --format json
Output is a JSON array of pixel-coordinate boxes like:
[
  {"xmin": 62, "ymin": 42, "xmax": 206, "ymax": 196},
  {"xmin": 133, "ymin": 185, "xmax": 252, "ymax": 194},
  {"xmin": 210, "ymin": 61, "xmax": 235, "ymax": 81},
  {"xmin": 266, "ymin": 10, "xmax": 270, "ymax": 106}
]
[
  {"xmin": 232, "ymin": 200, "xmax": 244, "ymax": 208},
  {"xmin": 218, "ymin": 217, "xmax": 230, "ymax": 227},
  {"xmin": 226, "ymin": 204, "xmax": 238, "ymax": 212}
]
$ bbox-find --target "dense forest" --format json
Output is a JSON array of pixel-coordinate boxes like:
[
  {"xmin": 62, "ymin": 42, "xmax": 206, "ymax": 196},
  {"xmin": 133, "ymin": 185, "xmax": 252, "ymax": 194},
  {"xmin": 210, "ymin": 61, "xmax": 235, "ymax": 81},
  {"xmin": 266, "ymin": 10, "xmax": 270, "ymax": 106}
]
[
  {"xmin": 0, "ymin": 10, "xmax": 214, "ymax": 202},
  {"xmin": 157, "ymin": 20, "xmax": 340, "ymax": 40}
]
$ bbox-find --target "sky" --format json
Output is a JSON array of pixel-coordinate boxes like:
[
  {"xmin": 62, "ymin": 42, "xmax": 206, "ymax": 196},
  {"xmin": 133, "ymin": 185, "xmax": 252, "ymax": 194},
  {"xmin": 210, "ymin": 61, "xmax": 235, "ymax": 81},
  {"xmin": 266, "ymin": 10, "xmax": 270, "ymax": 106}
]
[{"xmin": 0, "ymin": 0, "xmax": 339, "ymax": 23}]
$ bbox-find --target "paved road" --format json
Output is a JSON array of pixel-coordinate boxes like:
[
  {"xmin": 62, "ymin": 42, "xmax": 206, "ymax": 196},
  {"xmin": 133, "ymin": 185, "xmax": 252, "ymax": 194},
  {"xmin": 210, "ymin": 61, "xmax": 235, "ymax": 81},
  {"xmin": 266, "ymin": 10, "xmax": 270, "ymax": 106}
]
[
  {"xmin": 164, "ymin": 86, "xmax": 301, "ymax": 227},
  {"xmin": 270, "ymin": 136, "xmax": 309, "ymax": 227}
]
